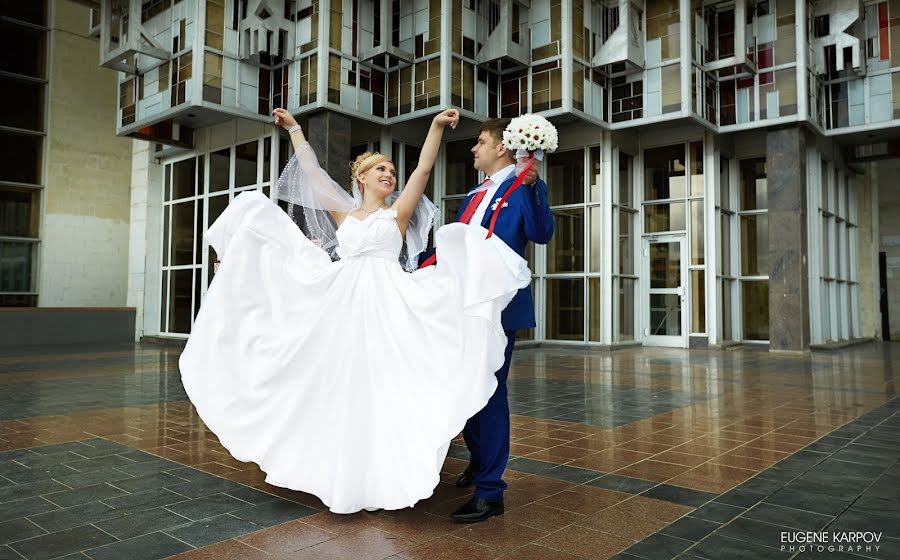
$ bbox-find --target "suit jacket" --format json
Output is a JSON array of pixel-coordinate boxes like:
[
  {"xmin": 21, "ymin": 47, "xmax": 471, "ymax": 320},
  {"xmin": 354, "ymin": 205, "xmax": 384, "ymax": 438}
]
[{"xmin": 451, "ymin": 174, "xmax": 554, "ymax": 330}]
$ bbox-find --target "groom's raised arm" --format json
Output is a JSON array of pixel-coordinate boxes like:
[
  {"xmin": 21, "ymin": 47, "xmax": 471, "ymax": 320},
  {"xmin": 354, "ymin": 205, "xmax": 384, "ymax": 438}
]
[{"xmin": 521, "ymin": 178, "xmax": 554, "ymax": 244}]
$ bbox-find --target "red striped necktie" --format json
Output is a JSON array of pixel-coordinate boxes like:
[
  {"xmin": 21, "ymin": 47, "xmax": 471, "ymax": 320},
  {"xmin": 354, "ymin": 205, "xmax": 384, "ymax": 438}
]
[{"xmin": 458, "ymin": 178, "xmax": 493, "ymax": 224}]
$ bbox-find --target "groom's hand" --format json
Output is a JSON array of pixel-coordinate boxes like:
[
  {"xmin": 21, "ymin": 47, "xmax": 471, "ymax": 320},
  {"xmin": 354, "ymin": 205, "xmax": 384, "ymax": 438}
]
[{"xmin": 522, "ymin": 164, "xmax": 538, "ymax": 186}]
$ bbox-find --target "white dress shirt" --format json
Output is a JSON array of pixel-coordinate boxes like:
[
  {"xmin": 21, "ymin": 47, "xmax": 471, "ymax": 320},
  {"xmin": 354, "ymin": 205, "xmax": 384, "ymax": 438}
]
[{"xmin": 469, "ymin": 163, "xmax": 516, "ymax": 226}]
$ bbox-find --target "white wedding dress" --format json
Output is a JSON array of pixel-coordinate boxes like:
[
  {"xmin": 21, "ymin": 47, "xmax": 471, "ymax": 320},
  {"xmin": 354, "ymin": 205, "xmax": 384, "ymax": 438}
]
[{"xmin": 179, "ymin": 190, "xmax": 530, "ymax": 514}]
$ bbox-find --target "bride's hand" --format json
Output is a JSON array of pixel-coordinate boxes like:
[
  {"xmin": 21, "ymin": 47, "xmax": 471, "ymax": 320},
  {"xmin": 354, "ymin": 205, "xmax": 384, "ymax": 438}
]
[
  {"xmin": 433, "ymin": 109, "xmax": 459, "ymax": 130},
  {"xmin": 273, "ymin": 108, "xmax": 298, "ymax": 131}
]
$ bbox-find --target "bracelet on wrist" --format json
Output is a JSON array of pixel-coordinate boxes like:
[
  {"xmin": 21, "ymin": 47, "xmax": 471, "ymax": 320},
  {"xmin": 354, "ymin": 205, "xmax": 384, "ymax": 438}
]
[{"xmin": 288, "ymin": 124, "xmax": 302, "ymax": 135}]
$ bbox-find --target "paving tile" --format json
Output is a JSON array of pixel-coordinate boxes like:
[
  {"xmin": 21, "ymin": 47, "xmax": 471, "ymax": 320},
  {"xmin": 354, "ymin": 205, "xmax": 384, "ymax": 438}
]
[
  {"xmin": 396, "ymin": 535, "xmax": 496, "ymax": 560},
  {"xmin": 623, "ymin": 533, "xmax": 693, "ymax": 559},
  {"xmin": 62, "ymin": 456, "xmax": 135, "ymax": 473},
  {"xmin": 689, "ymin": 501, "xmax": 745, "ymax": 524},
  {"xmin": 26, "ymin": 501, "xmax": 119, "ymax": 533},
  {"xmin": 236, "ymin": 520, "xmax": 336, "ymax": 554},
  {"xmin": 164, "ymin": 493, "xmax": 249, "ymax": 521},
  {"xmin": 716, "ymin": 516, "xmax": 790, "ymax": 549},
  {"xmin": 0, "ymin": 480, "xmax": 68, "ymax": 504},
  {"xmin": 0, "ymin": 497, "xmax": 59, "ymax": 523},
  {"xmin": 536, "ymin": 525, "xmax": 632, "ymax": 558},
  {"xmin": 640, "ymin": 484, "xmax": 715, "ymax": 507},
  {"xmin": 688, "ymin": 534, "xmax": 791, "ymax": 559},
  {"xmin": 168, "ymin": 539, "xmax": 270, "ymax": 560},
  {"xmin": 764, "ymin": 487, "xmax": 852, "ymax": 517},
  {"xmin": 741, "ymin": 502, "xmax": 833, "ymax": 532},
  {"xmin": 108, "ymin": 472, "xmax": 192, "ymax": 494},
  {"xmin": 223, "ymin": 486, "xmax": 280, "ymax": 506},
  {"xmin": 102, "ymin": 487, "xmax": 188, "ymax": 510},
  {"xmin": 0, "ymin": 518, "xmax": 45, "ymax": 545},
  {"xmin": 43, "ymin": 483, "xmax": 128, "ymax": 508},
  {"xmin": 9, "ymin": 524, "xmax": 118, "ymax": 560},
  {"xmin": 164, "ymin": 513, "xmax": 260, "ymax": 548},
  {"xmin": 587, "ymin": 474, "xmax": 658, "ymax": 494},
  {"xmin": 228, "ymin": 498, "xmax": 317, "ymax": 527},
  {"xmin": 659, "ymin": 515, "xmax": 720, "ymax": 541},
  {"xmin": 51, "ymin": 468, "xmax": 134, "ymax": 489},
  {"xmin": 82, "ymin": 532, "xmax": 192, "ymax": 560},
  {"xmin": 93, "ymin": 507, "xmax": 192, "ymax": 540}
]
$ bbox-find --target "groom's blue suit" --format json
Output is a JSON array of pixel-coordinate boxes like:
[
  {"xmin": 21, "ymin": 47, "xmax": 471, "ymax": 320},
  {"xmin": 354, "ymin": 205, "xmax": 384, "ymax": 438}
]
[{"xmin": 454, "ymin": 172, "xmax": 554, "ymax": 502}]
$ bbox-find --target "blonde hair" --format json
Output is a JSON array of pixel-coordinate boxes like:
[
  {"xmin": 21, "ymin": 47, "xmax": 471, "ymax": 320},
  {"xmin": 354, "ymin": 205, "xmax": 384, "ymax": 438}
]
[{"xmin": 350, "ymin": 151, "xmax": 392, "ymax": 187}]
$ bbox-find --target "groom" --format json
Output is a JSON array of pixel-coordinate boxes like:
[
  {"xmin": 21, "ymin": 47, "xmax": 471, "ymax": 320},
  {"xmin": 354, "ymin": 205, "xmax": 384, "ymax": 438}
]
[{"xmin": 449, "ymin": 118, "xmax": 554, "ymax": 523}]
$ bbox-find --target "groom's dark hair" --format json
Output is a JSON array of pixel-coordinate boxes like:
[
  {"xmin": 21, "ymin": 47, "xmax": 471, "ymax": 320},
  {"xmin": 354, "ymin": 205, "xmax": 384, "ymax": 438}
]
[{"xmin": 479, "ymin": 118, "xmax": 511, "ymax": 146}]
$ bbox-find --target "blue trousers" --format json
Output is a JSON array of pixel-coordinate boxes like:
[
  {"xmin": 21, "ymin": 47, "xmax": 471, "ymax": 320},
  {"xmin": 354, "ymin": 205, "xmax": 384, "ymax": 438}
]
[{"xmin": 463, "ymin": 330, "xmax": 515, "ymax": 502}]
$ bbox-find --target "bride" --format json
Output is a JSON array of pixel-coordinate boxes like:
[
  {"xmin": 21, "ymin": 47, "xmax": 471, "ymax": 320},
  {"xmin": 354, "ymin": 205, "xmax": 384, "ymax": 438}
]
[{"xmin": 179, "ymin": 107, "xmax": 531, "ymax": 514}]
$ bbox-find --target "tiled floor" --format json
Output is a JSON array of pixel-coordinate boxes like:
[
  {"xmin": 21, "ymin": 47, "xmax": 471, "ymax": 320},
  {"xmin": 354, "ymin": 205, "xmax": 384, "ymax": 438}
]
[{"xmin": 0, "ymin": 342, "xmax": 897, "ymax": 559}]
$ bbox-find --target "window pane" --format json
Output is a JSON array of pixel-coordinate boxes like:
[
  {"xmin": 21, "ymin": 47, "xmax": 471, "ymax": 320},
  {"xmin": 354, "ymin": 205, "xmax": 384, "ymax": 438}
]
[
  {"xmin": 0, "ymin": 132, "xmax": 42, "ymax": 184},
  {"xmin": 589, "ymin": 278, "xmax": 602, "ymax": 342},
  {"xmin": 691, "ymin": 270, "xmax": 705, "ymax": 333},
  {"xmin": 546, "ymin": 278, "xmax": 584, "ymax": 341},
  {"xmin": 649, "ymin": 294, "xmax": 681, "ymax": 336},
  {"xmin": 0, "ymin": 294, "xmax": 36, "ymax": 306},
  {"xmin": 160, "ymin": 270, "xmax": 168, "ymax": 331},
  {"xmin": 404, "ymin": 145, "xmax": 433, "ymax": 201},
  {"xmin": 721, "ymin": 279, "xmax": 733, "ymax": 341},
  {"xmin": 719, "ymin": 157, "xmax": 730, "ymax": 210},
  {"xmin": 546, "ymin": 149, "xmax": 584, "ymax": 205},
  {"xmin": 589, "ymin": 146, "xmax": 603, "ymax": 203},
  {"xmin": 172, "ymin": 158, "xmax": 197, "ymax": 200},
  {"xmin": 645, "ymin": 202, "xmax": 686, "ymax": 233},
  {"xmin": 740, "ymin": 214, "xmax": 768, "ymax": 276},
  {"xmin": 262, "ymin": 137, "xmax": 272, "ymax": 183},
  {"xmin": 0, "ymin": 77, "xmax": 44, "ymax": 131},
  {"xmin": 650, "ymin": 241, "xmax": 681, "ymax": 289},
  {"xmin": 690, "ymin": 141, "xmax": 704, "ymax": 196},
  {"xmin": 443, "ymin": 197, "xmax": 465, "ymax": 225},
  {"xmin": 618, "ymin": 278, "xmax": 636, "ymax": 342},
  {"xmin": 742, "ymin": 280, "xmax": 769, "ymax": 340},
  {"xmin": 618, "ymin": 210, "xmax": 634, "ymax": 274},
  {"xmin": 719, "ymin": 213, "xmax": 731, "ymax": 276},
  {"xmin": 547, "ymin": 208, "xmax": 584, "ymax": 273},
  {"xmin": 740, "ymin": 158, "xmax": 767, "ymax": 210},
  {"xmin": 168, "ymin": 269, "xmax": 193, "ymax": 334},
  {"xmin": 590, "ymin": 206, "xmax": 602, "ymax": 273},
  {"xmin": 0, "ymin": 189, "xmax": 40, "ymax": 237},
  {"xmin": 0, "ymin": 21, "xmax": 47, "ymax": 79},
  {"xmin": 172, "ymin": 200, "xmax": 196, "ymax": 265},
  {"xmin": 235, "ymin": 141, "xmax": 258, "ymax": 187},
  {"xmin": 0, "ymin": 240, "xmax": 35, "ymax": 293},
  {"xmin": 4, "ymin": 2, "xmax": 47, "ymax": 25},
  {"xmin": 162, "ymin": 205, "xmax": 170, "ymax": 267},
  {"xmin": 644, "ymin": 144, "xmax": 686, "ymax": 201},
  {"xmin": 691, "ymin": 200, "xmax": 704, "ymax": 265},
  {"xmin": 445, "ymin": 139, "xmax": 477, "ymax": 196},
  {"xmin": 618, "ymin": 152, "xmax": 634, "ymax": 207},
  {"xmin": 209, "ymin": 148, "xmax": 230, "ymax": 192}
]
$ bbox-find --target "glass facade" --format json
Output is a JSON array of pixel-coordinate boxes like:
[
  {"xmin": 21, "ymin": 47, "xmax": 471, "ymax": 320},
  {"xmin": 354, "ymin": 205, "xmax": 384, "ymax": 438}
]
[
  {"xmin": 0, "ymin": 0, "xmax": 47, "ymax": 307},
  {"xmin": 84, "ymin": 1, "xmax": 873, "ymax": 348}
]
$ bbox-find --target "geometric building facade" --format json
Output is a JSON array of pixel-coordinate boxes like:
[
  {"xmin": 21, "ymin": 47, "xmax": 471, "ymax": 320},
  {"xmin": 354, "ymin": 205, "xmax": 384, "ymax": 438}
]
[{"xmin": 6, "ymin": 0, "xmax": 900, "ymax": 350}]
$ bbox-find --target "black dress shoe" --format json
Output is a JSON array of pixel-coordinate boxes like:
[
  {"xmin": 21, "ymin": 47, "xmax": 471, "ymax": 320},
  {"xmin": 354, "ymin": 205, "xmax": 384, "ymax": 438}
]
[
  {"xmin": 456, "ymin": 465, "xmax": 474, "ymax": 488},
  {"xmin": 451, "ymin": 496, "xmax": 504, "ymax": 523}
]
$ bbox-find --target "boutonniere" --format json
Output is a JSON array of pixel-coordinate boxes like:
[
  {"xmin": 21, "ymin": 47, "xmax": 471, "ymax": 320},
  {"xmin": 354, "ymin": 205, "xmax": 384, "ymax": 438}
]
[{"xmin": 490, "ymin": 198, "xmax": 509, "ymax": 211}]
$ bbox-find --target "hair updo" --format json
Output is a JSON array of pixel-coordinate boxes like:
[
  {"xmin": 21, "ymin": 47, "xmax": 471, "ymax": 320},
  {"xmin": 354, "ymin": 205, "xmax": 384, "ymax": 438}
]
[{"xmin": 350, "ymin": 151, "xmax": 391, "ymax": 186}]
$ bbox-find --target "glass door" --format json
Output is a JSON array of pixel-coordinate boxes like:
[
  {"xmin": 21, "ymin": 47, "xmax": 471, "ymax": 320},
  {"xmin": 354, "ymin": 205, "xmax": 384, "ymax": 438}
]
[{"xmin": 643, "ymin": 235, "xmax": 688, "ymax": 347}]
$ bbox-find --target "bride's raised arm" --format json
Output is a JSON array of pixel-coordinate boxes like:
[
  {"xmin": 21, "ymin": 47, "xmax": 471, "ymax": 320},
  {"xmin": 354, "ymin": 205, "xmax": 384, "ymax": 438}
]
[
  {"xmin": 273, "ymin": 108, "xmax": 354, "ymax": 225},
  {"xmin": 393, "ymin": 109, "xmax": 459, "ymax": 231}
]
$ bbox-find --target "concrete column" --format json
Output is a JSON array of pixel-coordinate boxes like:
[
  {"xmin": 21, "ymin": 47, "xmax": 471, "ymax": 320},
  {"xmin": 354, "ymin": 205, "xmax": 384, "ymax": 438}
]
[
  {"xmin": 766, "ymin": 126, "xmax": 810, "ymax": 351},
  {"xmin": 128, "ymin": 140, "xmax": 163, "ymax": 340},
  {"xmin": 307, "ymin": 111, "xmax": 352, "ymax": 189},
  {"xmin": 858, "ymin": 162, "xmax": 880, "ymax": 339}
]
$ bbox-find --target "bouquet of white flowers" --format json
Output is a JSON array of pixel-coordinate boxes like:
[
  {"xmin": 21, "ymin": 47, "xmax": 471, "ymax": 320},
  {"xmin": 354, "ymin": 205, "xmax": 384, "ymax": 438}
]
[{"xmin": 502, "ymin": 114, "xmax": 559, "ymax": 162}]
